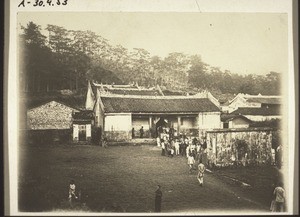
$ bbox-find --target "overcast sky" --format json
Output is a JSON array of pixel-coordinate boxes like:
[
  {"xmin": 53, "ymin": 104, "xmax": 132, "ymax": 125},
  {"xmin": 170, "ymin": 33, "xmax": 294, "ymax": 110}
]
[{"xmin": 18, "ymin": 12, "xmax": 288, "ymax": 76}]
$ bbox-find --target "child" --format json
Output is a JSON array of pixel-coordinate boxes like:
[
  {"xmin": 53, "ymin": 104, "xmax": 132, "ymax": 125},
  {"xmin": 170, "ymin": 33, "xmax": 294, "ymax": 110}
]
[
  {"xmin": 170, "ymin": 140, "xmax": 175, "ymax": 157},
  {"xmin": 102, "ymin": 137, "xmax": 108, "ymax": 148},
  {"xmin": 197, "ymin": 160, "xmax": 206, "ymax": 186},
  {"xmin": 187, "ymin": 154, "xmax": 195, "ymax": 173},
  {"xmin": 156, "ymin": 137, "xmax": 161, "ymax": 147},
  {"xmin": 69, "ymin": 180, "xmax": 78, "ymax": 201},
  {"xmin": 273, "ymin": 181, "xmax": 285, "ymax": 212},
  {"xmin": 174, "ymin": 139, "xmax": 180, "ymax": 155},
  {"xmin": 161, "ymin": 139, "xmax": 165, "ymax": 156}
]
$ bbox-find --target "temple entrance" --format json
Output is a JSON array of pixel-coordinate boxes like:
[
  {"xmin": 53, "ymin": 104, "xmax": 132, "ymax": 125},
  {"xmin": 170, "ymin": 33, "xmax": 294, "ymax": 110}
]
[{"xmin": 155, "ymin": 117, "xmax": 168, "ymax": 137}]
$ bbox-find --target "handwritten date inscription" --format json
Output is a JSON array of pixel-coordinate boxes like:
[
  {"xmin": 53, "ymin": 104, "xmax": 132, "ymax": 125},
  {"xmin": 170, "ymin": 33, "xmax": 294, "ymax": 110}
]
[{"xmin": 18, "ymin": 0, "xmax": 68, "ymax": 7}]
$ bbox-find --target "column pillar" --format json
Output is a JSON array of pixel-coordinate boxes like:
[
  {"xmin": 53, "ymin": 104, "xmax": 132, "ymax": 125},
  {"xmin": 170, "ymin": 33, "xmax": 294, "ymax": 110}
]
[
  {"xmin": 149, "ymin": 116, "xmax": 152, "ymax": 138},
  {"xmin": 177, "ymin": 116, "xmax": 181, "ymax": 134}
]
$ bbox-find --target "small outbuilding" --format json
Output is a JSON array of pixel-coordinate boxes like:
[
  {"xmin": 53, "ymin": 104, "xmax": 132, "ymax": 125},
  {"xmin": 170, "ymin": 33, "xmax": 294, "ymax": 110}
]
[
  {"xmin": 221, "ymin": 115, "xmax": 252, "ymax": 129},
  {"xmin": 26, "ymin": 99, "xmax": 81, "ymax": 144},
  {"xmin": 72, "ymin": 110, "xmax": 94, "ymax": 142}
]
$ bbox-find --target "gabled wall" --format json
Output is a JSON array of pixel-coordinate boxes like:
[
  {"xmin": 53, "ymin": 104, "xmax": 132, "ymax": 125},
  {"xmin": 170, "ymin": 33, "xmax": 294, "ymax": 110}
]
[
  {"xmin": 94, "ymin": 89, "xmax": 105, "ymax": 130},
  {"xmin": 27, "ymin": 101, "xmax": 79, "ymax": 130},
  {"xmin": 85, "ymin": 81, "xmax": 95, "ymax": 110},
  {"xmin": 228, "ymin": 118, "xmax": 250, "ymax": 128},
  {"xmin": 104, "ymin": 113, "xmax": 132, "ymax": 141},
  {"xmin": 198, "ymin": 112, "xmax": 221, "ymax": 130}
]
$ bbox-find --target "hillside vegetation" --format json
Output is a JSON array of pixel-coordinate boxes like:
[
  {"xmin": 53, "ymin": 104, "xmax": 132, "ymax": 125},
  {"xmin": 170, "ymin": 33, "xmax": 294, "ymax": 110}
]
[{"xmin": 19, "ymin": 22, "xmax": 281, "ymax": 102}]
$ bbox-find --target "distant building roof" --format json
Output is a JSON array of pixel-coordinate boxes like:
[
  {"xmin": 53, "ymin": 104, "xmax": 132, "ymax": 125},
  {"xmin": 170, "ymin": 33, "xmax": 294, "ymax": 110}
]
[
  {"xmin": 229, "ymin": 93, "xmax": 282, "ymax": 105},
  {"xmin": 230, "ymin": 107, "xmax": 281, "ymax": 116},
  {"xmin": 100, "ymin": 96, "xmax": 220, "ymax": 113},
  {"xmin": 246, "ymin": 97, "xmax": 281, "ymax": 105},
  {"xmin": 221, "ymin": 114, "xmax": 238, "ymax": 122},
  {"xmin": 221, "ymin": 114, "xmax": 252, "ymax": 123}
]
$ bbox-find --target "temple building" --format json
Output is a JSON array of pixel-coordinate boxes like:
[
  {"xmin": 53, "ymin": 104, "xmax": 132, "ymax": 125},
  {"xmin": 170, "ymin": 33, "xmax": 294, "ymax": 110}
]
[{"xmin": 85, "ymin": 81, "xmax": 222, "ymax": 141}]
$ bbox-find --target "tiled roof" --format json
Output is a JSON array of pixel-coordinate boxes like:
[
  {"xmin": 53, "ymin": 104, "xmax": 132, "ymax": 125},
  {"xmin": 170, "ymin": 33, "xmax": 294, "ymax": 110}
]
[
  {"xmin": 221, "ymin": 114, "xmax": 252, "ymax": 123},
  {"xmin": 246, "ymin": 97, "xmax": 281, "ymax": 105},
  {"xmin": 73, "ymin": 110, "xmax": 94, "ymax": 119},
  {"xmin": 221, "ymin": 114, "xmax": 238, "ymax": 122},
  {"xmin": 230, "ymin": 107, "xmax": 281, "ymax": 116},
  {"xmin": 101, "ymin": 96, "xmax": 220, "ymax": 113}
]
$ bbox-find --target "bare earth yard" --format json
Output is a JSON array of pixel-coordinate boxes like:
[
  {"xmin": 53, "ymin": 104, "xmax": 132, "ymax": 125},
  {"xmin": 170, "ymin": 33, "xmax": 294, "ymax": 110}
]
[{"xmin": 18, "ymin": 143, "xmax": 280, "ymax": 214}]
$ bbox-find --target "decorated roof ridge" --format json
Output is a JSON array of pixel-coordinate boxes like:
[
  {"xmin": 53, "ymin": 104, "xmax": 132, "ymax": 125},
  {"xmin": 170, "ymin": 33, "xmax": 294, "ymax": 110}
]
[
  {"xmin": 103, "ymin": 87, "xmax": 156, "ymax": 91},
  {"xmin": 99, "ymin": 93, "xmax": 214, "ymax": 100},
  {"xmin": 92, "ymin": 81, "xmax": 163, "ymax": 91},
  {"xmin": 92, "ymin": 81, "xmax": 137, "ymax": 88}
]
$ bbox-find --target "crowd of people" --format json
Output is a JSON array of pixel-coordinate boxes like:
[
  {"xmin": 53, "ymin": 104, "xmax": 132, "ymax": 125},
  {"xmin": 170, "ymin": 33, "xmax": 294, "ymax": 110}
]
[
  {"xmin": 156, "ymin": 127, "xmax": 208, "ymax": 186},
  {"xmin": 157, "ymin": 128, "xmax": 207, "ymax": 156}
]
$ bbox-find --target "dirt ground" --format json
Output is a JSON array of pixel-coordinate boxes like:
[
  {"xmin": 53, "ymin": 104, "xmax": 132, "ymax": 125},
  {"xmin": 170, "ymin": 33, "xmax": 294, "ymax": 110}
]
[{"xmin": 18, "ymin": 143, "xmax": 280, "ymax": 213}]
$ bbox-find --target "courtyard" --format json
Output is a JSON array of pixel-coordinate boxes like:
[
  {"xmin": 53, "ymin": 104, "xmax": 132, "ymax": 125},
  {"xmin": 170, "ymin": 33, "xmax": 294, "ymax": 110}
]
[{"xmin": 18, "ymin": 142, "xmax": 281, "ymax": 213}]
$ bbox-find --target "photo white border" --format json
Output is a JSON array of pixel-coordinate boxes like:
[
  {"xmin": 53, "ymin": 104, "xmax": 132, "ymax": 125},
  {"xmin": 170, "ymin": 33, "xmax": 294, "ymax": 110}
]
[{"xmin": 6, "ymin": 0, "xmax": 296, "ymax": 215}]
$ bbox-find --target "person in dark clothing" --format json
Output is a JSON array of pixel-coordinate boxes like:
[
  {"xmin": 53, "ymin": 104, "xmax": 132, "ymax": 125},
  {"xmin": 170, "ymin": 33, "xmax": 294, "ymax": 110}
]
[
  {"xmin": 155, "ymin": 185, "xmax": 162, "ymax": 212},
  {"xmin": 140, "ymin": 126, "xmax": 144, "ymax": 138},
  {"xmin": 132, "ymin": 127, "xmax": 135, "ymax": 138},
  {"xmin": 182, "ymin": 140, "xmax": 187, "ymax": 157}
]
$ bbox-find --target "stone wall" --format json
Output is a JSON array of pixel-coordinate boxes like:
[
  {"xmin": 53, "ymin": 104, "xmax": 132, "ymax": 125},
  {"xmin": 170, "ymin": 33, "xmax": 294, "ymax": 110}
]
[
  {"xmin": 104, "ymin": 130, "xmax": 131, "ymax": 141},
  {"xmin": 26, "ymin": 129, "xmax": 72, "ymax": 144},
  {"xmin": 206, "ymin": 128, "xmax": 275, "ymax": 167},
  {"xmin": 27, "ymin": 101, "xmax": 79, "ymax": 130}
]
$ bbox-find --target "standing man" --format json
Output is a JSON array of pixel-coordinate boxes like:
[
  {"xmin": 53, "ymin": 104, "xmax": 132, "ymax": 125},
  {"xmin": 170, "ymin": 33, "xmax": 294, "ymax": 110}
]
[
  {"xmin": 276, "ymin": 144, "xmax": 282, "ymax": 169},
  {"xmin": 155, "ymin": 185, "xmax": 162, "ymax": 212},
  {"xmin": 197, "ymin": 160, "xmax": 206, "ymax": 187},
  {"xmin": 187, "ymin": 154, "xmax": 195, "ymax": 173},
  {"xmin": 132, "ymin": 127, "xmax": 135, "ymax": 138},
  {"xmin": 140, "ymin": 126, "xmax": 144, "ymax": 138}
]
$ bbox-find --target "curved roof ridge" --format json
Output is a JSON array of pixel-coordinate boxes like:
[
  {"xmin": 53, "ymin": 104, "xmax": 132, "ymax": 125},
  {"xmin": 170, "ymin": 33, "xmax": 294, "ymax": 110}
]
[{"xmin": 99, "ymin": 94, "xmax": 209, "ymax": 99}]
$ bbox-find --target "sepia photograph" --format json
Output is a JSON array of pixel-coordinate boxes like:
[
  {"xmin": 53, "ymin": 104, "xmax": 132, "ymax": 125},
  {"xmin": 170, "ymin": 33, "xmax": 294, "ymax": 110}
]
[{"xmin": 5, "ymin": 0, "xmax": 298, "ymax": 215}]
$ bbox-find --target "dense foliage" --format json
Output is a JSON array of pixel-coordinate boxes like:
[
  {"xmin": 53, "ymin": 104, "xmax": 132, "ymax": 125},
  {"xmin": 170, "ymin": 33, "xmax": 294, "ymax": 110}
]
[{"xmin": 19, "ymin": 22, "xmax": 281, "ymax": 100}]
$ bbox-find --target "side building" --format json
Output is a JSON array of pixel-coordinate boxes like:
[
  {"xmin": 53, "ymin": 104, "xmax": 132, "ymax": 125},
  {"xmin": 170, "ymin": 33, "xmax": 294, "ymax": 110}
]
[
  {"xmin": 26, "ymin": 99, "xmax": 81, "ymax": 143},
  {"xmin": 225, "ymin": 93, "xmax": 281, "ymax": 113}
]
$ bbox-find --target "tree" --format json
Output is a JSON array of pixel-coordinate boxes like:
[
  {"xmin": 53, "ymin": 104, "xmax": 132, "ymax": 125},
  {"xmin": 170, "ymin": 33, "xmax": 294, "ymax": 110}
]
[
  {"xmin": 20, "ymin": 22, "xmax": 53, "ymax": 92},
  {"xmin": 163, "ymin": 52, "xmax": 190, "ymax": 89},
  {"xmin": 128, "ymin": 48, "xmax": 151, "ymax": 85},
  {"xmin": 188, "ymin": 55, "xmax": 209, "ymax": 90}
]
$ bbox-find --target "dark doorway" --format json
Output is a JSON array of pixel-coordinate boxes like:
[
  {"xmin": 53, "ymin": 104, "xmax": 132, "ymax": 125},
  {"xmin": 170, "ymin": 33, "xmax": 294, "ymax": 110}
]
[
  {"xmin": 79, "ymin": 125, "xmax": 86, "ymax": 141},
  {"xmin": 155, "ymin": 117, "xmax": 168, "ymax": 137},
  {"xmin": 223, "ymin": 122, "xmax": 229, "ymax": 129}
]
